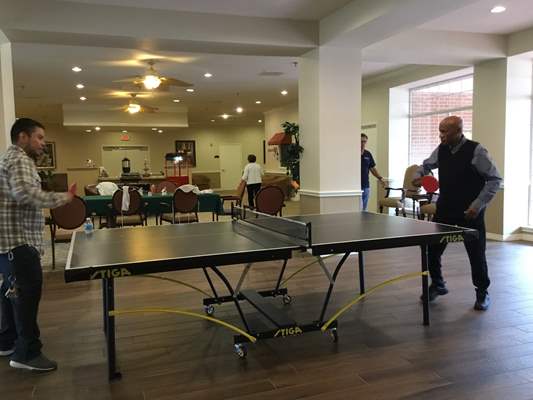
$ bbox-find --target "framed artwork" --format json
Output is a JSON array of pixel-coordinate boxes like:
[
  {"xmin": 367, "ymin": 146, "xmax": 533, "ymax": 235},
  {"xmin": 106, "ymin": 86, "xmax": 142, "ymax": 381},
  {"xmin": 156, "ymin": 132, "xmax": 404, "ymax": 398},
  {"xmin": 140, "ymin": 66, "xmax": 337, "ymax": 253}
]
[
  {"xmin": 174, "ymin": 140, "xmax": 196, "ymax": 167},
  {"xmin": 36, "ymin": 141, "xmax": 56, "ymax": 170}
]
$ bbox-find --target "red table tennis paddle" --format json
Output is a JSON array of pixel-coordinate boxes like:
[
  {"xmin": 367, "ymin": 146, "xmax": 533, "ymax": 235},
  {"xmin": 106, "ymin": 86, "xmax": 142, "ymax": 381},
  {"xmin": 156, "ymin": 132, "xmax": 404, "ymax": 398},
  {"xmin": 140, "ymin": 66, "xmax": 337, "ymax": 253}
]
[{"xmin": 421, "ymin": 175, "xmax": 439, "ymax": 192}]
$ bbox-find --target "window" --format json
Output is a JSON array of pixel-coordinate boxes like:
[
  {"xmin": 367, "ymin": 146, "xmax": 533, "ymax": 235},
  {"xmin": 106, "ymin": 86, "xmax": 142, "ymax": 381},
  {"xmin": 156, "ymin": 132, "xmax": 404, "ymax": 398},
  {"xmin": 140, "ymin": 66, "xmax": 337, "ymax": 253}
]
[{"xmin": 409, "ymin": 75, "xmax": 473, "ymax": 166}]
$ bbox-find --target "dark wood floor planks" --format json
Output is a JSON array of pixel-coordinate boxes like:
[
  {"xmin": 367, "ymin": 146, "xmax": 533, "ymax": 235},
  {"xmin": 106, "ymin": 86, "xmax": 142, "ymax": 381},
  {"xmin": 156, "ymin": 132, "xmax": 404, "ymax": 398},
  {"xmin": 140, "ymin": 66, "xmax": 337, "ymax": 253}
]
[{"xmin": 1, "ymin": 240, "xmax": 533, "ymax": 399}]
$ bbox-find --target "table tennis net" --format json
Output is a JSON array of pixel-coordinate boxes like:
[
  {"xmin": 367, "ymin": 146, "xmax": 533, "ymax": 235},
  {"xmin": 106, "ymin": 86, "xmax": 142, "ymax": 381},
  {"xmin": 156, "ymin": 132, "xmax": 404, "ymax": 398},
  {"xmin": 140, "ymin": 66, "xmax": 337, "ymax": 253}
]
[{"xmin": 232, "ymin": 206, "xmax": 311, "ymax": 246}]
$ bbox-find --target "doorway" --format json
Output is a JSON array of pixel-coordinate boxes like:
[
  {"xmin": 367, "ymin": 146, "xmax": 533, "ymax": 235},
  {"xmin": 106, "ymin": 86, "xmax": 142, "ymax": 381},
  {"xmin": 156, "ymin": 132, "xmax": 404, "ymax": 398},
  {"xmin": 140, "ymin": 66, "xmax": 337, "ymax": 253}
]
[{"xmin": 219, "ymin": 144, "xmax": 243, "ymax": 189}]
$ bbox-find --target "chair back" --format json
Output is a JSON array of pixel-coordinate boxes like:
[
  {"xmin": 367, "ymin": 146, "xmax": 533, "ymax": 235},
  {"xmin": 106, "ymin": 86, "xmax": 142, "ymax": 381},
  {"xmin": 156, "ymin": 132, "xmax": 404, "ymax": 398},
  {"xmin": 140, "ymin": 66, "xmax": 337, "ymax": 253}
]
[
  {"xmin": 255, "ymin": 185, "xmax": 284, "ymax": 215},
  {"xmin": 84, "ymin": 184, "xmax": 99, "ymax": 196},
  {"xmin": 403, "ymin": 164, "xmax": 421, "ymax": 196},
  {"xmin": 155, "ymin": 180, "xmax": 178, "ymax": 193},
  {"xmin": 50, "ymin": 196, "xmax": 87, "ymax": 230},
  {"xmin": 112, "ymin": 188, "xmax": 142, "ymax": 215},
  {"xmin": 173, "ymin": 189, "xmax": 199, "ymax": 213}
]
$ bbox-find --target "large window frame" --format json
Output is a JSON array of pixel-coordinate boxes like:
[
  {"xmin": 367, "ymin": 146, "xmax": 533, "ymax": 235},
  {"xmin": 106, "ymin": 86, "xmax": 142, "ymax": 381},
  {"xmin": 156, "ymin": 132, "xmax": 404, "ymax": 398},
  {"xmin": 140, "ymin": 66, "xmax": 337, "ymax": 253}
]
[{"xmin": 408, "ymin": 74, "xmax": 474, "ymax": 167}]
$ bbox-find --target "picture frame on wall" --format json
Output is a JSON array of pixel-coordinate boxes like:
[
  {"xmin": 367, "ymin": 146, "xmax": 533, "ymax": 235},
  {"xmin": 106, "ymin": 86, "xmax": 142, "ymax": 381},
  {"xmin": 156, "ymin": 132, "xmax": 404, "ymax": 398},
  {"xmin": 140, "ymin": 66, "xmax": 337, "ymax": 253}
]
[
  {"xmin": 36, "ymin": 141, "xmax": 56, "ymax": 170},
  {"xmin": 175, "ymin": 140, "xmax": 196, "ymax": 167}
]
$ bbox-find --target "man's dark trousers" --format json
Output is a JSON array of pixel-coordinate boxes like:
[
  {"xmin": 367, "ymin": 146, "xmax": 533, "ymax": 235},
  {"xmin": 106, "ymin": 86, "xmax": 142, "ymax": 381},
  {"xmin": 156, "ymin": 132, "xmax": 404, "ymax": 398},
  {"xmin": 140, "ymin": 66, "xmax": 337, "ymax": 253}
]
[
  {"xmin": 428, "ymin": 209, "xmax": 489, "ymax": 292},
  {"xmin": 0, "ymin": 245, "xmax": 43, "ymax": 361}
]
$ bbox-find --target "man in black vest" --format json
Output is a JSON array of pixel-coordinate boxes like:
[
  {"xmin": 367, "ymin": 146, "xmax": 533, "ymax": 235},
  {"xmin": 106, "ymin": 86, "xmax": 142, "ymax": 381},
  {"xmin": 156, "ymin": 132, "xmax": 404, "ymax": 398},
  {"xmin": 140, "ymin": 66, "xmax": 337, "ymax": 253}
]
[{"xmin": 414, "ymin": 116, "xmax": 502, "ymax": 311}]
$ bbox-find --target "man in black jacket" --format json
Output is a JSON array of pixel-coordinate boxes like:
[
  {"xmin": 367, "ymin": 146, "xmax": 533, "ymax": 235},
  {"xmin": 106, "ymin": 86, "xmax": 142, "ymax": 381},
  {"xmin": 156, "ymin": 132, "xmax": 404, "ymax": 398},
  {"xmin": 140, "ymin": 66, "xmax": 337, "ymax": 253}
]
[{"xmin": 414, "ymin": 116, "xmax": 502, "ymax": 311}]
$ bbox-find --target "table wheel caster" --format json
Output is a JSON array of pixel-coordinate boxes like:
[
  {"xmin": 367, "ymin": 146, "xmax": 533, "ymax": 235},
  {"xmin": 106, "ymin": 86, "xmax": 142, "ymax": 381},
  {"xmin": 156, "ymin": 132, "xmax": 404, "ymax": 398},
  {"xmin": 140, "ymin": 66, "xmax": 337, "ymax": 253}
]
[
  {"xmin": 204, "ymin": 305, "xmax": 215, "ymax": 316},
  {"xmin": 234, "ymin": 343, "xmax": 247, "ymax": 359},
  {"xmin": 282, "ymin": 294, "xmax": 292, "ymax": 305},
  {"xmin": 329, "ymin": 327, "xmax": 338, "ymax": 343}
]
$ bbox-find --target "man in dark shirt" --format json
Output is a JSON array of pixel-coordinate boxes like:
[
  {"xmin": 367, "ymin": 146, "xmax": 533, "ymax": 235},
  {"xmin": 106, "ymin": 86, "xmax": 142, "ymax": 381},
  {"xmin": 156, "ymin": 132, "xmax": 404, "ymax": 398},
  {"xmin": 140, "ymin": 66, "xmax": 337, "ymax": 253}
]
[
  {"xmin": 414, "ymin": 116, "xmax": 502, "ymax": 311},
  {"xmin": 360, "ymin": 133, "xmax": 384, "ymax": 211}
]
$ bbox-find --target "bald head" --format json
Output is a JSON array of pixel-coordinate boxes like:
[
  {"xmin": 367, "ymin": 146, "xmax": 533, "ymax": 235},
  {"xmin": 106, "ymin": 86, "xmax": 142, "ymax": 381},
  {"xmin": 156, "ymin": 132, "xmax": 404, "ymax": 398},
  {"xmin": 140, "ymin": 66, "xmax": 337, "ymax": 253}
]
[{"xmin": 439, "ymin": 116, "xmax": 463, "ymax": 146}]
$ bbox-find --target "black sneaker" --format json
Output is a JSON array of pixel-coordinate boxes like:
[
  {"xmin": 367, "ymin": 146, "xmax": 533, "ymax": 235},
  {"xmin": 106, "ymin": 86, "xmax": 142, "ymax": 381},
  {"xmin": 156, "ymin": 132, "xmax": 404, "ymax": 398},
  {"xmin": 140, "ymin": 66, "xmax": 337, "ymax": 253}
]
[
  {"xmin": 0, "ymin": 347, "xmax": 15, "ymax": 357},
  {"xmin": 474, "ymin": 291, "xmax": 490, "ymax": 311},
  {"xmin": 9, "ymin": 354, "xmax": 58, "ymax": 372},
  {"xmin": 420, "ymin": 284, "xmax": 448, "ymax": 302}
]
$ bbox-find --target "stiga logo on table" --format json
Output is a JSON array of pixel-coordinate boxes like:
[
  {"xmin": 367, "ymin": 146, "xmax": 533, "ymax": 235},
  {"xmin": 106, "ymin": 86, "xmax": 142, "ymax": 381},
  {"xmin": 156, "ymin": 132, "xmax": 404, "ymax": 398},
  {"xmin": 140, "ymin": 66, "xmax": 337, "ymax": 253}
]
[
  {"xmin": 90, "ymin": 268, "xmax": 132, "ymax": 280},
  {"xmin": 274, "ymin": 326, "xmax": 303, "ymax": 337},
  {"xmin": 439, "ymin": 234, "xmax": 464, "ymax": 244}
]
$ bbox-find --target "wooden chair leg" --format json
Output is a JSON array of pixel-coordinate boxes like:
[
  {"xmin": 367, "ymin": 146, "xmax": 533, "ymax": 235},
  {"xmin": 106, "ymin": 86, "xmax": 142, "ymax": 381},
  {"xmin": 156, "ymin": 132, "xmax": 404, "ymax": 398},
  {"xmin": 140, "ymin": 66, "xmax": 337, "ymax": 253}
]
[{"xmin": 379, "ymin": 206, "xmax": 384, "ymax": 213}]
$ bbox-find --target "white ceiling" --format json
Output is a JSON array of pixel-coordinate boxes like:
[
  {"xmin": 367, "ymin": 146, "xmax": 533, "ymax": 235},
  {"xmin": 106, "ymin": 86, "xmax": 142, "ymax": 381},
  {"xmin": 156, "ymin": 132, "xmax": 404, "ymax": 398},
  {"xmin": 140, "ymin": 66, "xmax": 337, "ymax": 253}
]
[
  {"xmin": 6, "ymin": 0, "xmax": 533, "ymax": 131},
  {"xmin": 60, "ymin": 0, "xmax": 354, "ymax": 20},
  {"xmin": 419, "ymin": 0, "xmax": 533, "ymax": 34}
]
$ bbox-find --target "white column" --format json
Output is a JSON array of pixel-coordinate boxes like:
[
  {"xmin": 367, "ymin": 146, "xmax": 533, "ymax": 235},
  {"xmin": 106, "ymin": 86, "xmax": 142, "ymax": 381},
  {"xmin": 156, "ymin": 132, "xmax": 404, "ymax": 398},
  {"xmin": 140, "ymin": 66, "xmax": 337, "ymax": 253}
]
[
  {"xmin": 298, "ymin": 45, "xmax": 362, "ymax": 214},
  {"xmin": 473, "ymin": 57, "xmax": 532, "ymax": 239},
  {"xmin": 0, "ymin": 30, "xmax": 15, "ymax": 151}
]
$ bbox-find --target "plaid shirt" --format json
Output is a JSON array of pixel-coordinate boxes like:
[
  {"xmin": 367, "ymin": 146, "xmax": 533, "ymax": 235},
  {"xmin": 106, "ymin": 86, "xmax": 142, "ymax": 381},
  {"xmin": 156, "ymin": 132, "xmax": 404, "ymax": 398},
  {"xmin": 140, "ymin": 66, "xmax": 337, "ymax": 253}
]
[{"xmin": 0, "ymin": 145, "xmax": 69, "ymax": 254}]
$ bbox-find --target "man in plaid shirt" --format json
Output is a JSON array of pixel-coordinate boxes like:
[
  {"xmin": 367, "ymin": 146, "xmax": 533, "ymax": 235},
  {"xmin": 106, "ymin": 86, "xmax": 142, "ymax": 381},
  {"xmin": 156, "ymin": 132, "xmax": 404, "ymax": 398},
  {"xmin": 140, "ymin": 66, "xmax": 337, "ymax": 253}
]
[{"xmin": 0, "ymin": 118, "xmax": 76, "ymax": 372}]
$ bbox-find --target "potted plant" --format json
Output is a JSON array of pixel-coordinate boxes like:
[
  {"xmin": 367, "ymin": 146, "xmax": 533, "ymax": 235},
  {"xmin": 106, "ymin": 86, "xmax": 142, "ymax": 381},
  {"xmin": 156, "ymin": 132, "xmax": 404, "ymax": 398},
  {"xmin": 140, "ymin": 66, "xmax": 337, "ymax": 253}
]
[{"xmin": 280, "ymin": 121, "xmax": 303, "ymax": 197}]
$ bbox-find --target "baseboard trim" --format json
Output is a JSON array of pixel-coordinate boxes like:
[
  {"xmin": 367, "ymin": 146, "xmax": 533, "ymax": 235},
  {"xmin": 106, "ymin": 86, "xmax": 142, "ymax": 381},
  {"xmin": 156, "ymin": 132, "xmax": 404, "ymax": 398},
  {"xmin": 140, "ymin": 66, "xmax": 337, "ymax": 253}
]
[
  {"xmin": 299, "ymin": 190, "xmax": 363, "ymax": 198},
  {"xmin": 487, "ymin": 232, "xmax": 533, "ymax": 242}
]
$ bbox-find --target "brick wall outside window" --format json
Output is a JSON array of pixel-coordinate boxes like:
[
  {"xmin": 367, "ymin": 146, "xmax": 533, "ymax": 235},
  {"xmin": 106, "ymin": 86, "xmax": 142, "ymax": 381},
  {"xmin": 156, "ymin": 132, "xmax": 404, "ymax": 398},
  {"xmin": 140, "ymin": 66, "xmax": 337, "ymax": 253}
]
[{"xmin": 409, "ymin": 76, "xmax": 473, "ymax": 167}]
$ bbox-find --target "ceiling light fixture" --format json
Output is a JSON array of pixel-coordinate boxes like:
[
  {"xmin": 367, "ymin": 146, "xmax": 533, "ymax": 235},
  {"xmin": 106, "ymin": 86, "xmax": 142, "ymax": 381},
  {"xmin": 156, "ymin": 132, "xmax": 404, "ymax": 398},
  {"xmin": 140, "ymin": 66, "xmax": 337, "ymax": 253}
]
[
  {"xmin": 490, "ymin": 5, "xmax": 506, "ymax": 13},
  {"xmin": 236, "ymin": 107, "xmax": 243, "ymax": 113},
  {"xmin": 204, "ymin": 72, "xmax": 213, "ymax": 78},
  {"xmin": 173, "ymin": 99, "xmax": 181, "ymax": 103},
  {"xmin": 222, "ymin": 114, "xmax": 229, "ymax": 119},
  {"xmin": 151, "ymin": 127, "xmax": 157, "ymax": 131},
  {"xmin": 122, "ymin": 130, "xmax": 128, "ymax": 133},
  {"xmin": 72, "ymin": 66, "xmax": 82, "ymax": 72},
  {"xmin": 158, "ymin": 129, "xmax": 163, "ymax": 133},
  {"xmin": 143, "ymin": 74, "xmax": 161, "ymax": 90},
  {"xmin": 281, "ymin": 90, "xmax": 288, "ymax": 96},
  {"xmin": 258, "ymin": 119, "xmax": 263, "ymax": 123},
  {"xmin": 210, "ymin": 119, "xmax": 215, "ymax": 122},
  {"xmin": 127, "ymin": 103, "xmax": 141, "ymax": 114},
  {"xmin": 79, "ymin": 96, "xmax": 87, "ymax": 101},
  {"xmin": 94, "ymin": 126, "xmax": 101, "ymax": 131},
  {"xmin": 186, "ymin": 88, "xmax": 195, "ymax": 93},
  {"xmin": 255, "ymin": 100, "xmax": 262, "ymax": 104},
  {"xmin": 85, "ymin": 129, "xmax": 92, "ymax": 133},
  {"xmin": 76, "ymin": 83, "xmax": 85, "ymax": 89}
]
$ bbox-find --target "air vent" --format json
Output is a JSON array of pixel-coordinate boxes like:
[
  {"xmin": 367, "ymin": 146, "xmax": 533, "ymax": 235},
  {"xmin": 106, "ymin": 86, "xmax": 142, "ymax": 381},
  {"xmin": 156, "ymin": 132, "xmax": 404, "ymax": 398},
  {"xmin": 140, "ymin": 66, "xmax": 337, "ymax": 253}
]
[{"xmin": 259, "ymin": 71, "xmax": 284, "ymax": 77}]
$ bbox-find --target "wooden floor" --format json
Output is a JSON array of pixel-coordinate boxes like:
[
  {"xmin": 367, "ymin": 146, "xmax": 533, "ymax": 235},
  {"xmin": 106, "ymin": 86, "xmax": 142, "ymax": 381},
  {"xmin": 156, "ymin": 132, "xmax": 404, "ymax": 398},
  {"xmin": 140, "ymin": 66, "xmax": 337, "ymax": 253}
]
[{"xmin": 3, "ymin": 238, "xmax": 533, "ymax": 399}]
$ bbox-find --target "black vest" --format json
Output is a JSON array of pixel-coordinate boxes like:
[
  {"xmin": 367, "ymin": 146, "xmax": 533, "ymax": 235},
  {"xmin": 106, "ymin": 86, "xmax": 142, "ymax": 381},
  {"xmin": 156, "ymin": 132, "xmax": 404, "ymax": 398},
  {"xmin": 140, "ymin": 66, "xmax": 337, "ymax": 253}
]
[{"xmin": 437, "ymin": 139, "xmax": 485, "ymax": 218}]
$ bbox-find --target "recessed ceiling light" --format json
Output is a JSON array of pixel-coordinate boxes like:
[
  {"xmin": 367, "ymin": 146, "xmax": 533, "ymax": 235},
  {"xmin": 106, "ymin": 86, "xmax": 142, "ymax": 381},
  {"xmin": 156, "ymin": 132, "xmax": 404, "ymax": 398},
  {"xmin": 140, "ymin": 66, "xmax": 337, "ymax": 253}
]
[
  {"xmin": 76, "ymin": 83, "xmax": 85, "ymax": 89},
  {"xmin": 72, "ymin": 66, "xmax": 82, "ymax": 72},
  {"xmin": 491, "ymin": 5, "xmax": 506, "ymax": 13},
  {"xmin": 172, "ymin": 99, "xmax": 180, "ymax": 103},
  {"xmin": 158, "ymin": 129, "xmax": 163, "ymax": 133},
  {"xmin": 151, "ymin": 127, "xmax": 157, "ymax": 131},
  {"xmin": 79, "ymin": 96, "xmax": 87, "ymax": 101},
  {"xmin": 222, "ymin": 114, "xmax": 229, "ymax": 119},
  {"xmin": 122, "ymin": 130, "xmax": 128, "ymax": 133},
  {"xmin": 186, "ymin": 88, "xmax": 195, "ymax": 93},
  {"xmin": 94, "ymin": 126, "xmax": 101, "ymax": 131},
  {"xmin": 258, "ymin": 119, "xmax": 263, "ymax": 123},
  {"xmin": 85, "ymin": 129, "xmax": 92, "ymax": 133},
  {"xmin": 255, "ymin": 100, "xmax": 262, "ymax": 104},
  {"xmin": 236, "ymin": 107, "xmax": 243, "ymax": 113},
  {"xmin": 210, "ymin": 119, "xmax": 215, "ymax": 122},
  {"xmin": 204, "ymin": 72, "xmax": 213, "ymax": 78},
  {"xmin": 281, "ymin": 90, "xmax": 288, "ymax": 96}
]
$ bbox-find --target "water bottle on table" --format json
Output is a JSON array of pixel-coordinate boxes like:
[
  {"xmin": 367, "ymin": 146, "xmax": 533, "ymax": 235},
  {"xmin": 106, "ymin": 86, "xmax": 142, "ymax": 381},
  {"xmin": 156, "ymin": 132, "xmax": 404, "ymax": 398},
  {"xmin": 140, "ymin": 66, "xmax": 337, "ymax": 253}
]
[{"xmin": 84, "ymin": 217, "xmax": 94, "ymax": 234}]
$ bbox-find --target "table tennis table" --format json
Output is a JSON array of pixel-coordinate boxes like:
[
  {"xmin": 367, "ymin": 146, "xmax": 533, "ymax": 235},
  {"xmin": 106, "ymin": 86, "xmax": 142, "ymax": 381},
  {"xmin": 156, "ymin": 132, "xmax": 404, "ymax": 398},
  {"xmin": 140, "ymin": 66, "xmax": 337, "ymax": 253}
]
[{"xmin": 65, "ymin": 207, "xmax": 477, "ymax": 380}]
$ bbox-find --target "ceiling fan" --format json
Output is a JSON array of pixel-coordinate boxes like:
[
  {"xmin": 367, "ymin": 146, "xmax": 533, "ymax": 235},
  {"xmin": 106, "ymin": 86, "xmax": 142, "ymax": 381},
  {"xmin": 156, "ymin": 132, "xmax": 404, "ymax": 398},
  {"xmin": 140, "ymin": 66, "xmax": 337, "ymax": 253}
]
[
  {"xmin": 114, "ymin": 60, "xmax": 193, "ymax": 91},
  {"xmin": 118, "ymin": 93, "xmax": 158, "ymax": 114}
]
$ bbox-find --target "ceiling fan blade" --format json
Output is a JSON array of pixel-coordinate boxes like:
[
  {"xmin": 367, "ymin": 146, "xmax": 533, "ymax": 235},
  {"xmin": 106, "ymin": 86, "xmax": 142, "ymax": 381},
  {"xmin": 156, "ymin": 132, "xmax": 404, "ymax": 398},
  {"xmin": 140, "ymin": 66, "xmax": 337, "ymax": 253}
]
[
  {"xmin": 142, "ymin": 105, "xmax": 158, "ymax": 113},
  {"xmin": 113, "ymin": 76, "xmax": 143, "ymax": 83},
  {"xmin": 160, "ymin": 77, "xmax": 193, "ymax": 87}
]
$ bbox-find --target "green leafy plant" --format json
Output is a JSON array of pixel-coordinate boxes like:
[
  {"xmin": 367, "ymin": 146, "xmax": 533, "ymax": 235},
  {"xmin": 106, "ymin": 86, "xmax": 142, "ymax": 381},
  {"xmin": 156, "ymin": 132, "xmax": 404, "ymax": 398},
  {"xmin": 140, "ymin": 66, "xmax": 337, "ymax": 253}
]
[{"xmin": 281, "ymin": 121, "xmax": 303, "ymax": 183}]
